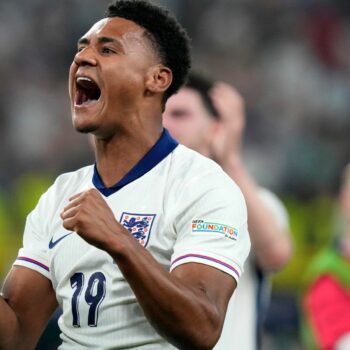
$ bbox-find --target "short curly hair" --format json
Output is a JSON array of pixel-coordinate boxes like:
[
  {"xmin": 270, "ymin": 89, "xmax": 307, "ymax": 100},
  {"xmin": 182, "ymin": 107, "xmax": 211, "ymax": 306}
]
[
  {"xmin": 106, "ymin": 0, "xmax": 191, "ymax": 101},
  {"xmin": 186, "ymin": 73, "xmax": 219, "ymax": 120}
]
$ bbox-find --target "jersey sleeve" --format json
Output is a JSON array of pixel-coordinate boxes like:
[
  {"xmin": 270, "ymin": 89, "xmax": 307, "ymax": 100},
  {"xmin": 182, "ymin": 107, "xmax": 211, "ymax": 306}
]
[
  {"xmin": 13, "ymin": 189, "xmax": 52, "ymax": 279},
  {"xmin": 170, "ymin": 170, "xmax": 251, "ymax": 283}
]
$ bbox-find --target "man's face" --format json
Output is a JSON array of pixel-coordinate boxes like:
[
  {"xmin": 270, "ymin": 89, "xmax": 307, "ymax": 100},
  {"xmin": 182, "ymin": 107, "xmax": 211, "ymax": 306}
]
[
  {"xmin": 163, "ymin": 87, "xmax": 216, "ymax": 155},
  {"xmin": 69, "ymin": 17, "xmax": 157, "ymax": 138}
]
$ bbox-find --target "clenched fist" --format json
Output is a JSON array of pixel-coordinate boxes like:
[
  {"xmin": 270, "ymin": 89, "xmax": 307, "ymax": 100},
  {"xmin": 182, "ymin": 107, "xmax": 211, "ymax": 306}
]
[{"xmin": 60, "ymin": 188, "xmax": 127, "ymax": 252}]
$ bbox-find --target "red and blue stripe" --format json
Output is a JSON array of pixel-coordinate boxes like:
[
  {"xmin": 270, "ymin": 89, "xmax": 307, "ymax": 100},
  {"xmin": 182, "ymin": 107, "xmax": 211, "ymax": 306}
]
[
  {"xmin": 172, "ymin": 253, "xmax": 240, "ymax": 278},
  {"xmin": 16, "ymin": 256, "xmax": 49, "ymax": 272}
]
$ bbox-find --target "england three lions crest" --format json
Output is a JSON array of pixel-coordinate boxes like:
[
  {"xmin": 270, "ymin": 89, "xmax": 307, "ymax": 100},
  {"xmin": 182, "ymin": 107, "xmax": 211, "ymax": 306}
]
[{"xmin": 120, "ymin": 212, "xmax": 156, "ymax": 247}]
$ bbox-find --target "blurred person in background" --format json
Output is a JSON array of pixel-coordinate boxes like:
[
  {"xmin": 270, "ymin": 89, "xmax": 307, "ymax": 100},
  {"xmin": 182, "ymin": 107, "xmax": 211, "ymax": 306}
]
[
  {"xmin": 163, "ymin": 73, "xmax": 293, "ymax": 350},
  {"xmin": 0, "ymin": 1, "xmax": 251, "ymax": 349},
  {"xmin": 301, "ymin": 163, "xmax": 350, "ymax": 350}
]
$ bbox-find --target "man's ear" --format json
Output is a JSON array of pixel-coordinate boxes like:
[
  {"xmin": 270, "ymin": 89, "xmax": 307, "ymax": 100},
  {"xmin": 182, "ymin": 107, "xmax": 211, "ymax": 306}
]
[{"xmin": 145, "ymin": 65, "xmax": 173, "ymax": 94}]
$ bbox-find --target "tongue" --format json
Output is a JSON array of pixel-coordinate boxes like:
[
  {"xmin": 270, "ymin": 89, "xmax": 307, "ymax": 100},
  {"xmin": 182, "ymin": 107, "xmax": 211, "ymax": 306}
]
[
  {"xmin": 77, "ymin": 90, "xmax": 89, "ymax": 105},
  {"xmin": 76, "ymin": 89, "xmax": 96, "ymax": 106}
]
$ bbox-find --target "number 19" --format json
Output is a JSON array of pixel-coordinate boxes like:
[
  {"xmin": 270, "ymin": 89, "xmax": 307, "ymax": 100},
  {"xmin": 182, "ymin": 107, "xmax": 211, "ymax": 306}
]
[{"xmin": 70, "ymin": 271, "xmax": 106, "ymax": 327}]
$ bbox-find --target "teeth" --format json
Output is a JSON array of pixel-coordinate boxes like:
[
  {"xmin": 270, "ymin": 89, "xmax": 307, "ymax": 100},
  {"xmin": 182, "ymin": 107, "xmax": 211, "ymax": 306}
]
[{"xmin": 76, "ymin": 76, "xmax": 93, "ymax": 83}]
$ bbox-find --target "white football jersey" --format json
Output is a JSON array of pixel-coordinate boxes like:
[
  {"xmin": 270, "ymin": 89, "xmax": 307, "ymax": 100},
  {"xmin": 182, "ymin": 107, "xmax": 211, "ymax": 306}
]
[{"xmin": 14, "ymin": 130, "xmax": 250, "ymax": 349}]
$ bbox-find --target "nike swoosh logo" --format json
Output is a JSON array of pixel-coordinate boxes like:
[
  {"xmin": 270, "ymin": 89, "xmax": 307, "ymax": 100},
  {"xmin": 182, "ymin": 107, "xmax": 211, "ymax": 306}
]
[{"xmin": 48, "ymin": 233, "xmax": 72, "ymax": 249}]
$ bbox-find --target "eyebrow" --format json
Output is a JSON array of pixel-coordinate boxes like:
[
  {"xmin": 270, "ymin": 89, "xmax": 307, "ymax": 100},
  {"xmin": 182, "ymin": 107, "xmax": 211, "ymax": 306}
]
[
  {"xmin": 77, "ymin": 36, "xmax": 123, "ymax": 46},
  {"xmin": 170, "ymin": 108, "xmax": 190, "ymax": 115},
  {"xmin": 77, "ymin": 37, "xmax": 89, "ymax": 46}
]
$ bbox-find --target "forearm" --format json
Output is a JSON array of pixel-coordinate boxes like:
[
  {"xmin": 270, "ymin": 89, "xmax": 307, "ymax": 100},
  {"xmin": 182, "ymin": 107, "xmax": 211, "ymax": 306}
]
[
  {"xmin": 222, "ymin": 157, "xmax": 292, "ymax": 271},
  {"xmin": 0, "ymin": 267, "xmax": 58, "ymax": 350},
  {"xmin": 0, "ymin": 295, "xmax": 20, "ymax": 350},
  {"xmin": 105, "ymin": 234, "xmax": 221, "ymax": 349}
]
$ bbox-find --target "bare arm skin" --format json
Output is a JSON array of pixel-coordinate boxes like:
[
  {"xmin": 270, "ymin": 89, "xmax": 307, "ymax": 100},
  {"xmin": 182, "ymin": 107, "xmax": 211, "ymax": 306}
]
[
  {"xmin": 0, "ymin": 267, "xmax": 58, "ymax": 350},
  {"xmin": 117, "ymin": 248, "xmax": 235, "ymax": 349},
  {"xmin": 210, "ymin": 82, "xmax": 292, "ymax": 271},
  {"xmin": 61, "ymin": 189, "xmax": 236, "ymax": 350}
]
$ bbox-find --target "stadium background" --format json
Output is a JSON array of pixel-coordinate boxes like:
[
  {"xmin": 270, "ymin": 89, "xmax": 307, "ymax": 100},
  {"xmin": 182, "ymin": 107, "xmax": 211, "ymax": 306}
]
[{"xmin": 0, "ymin": 0, "xmax": 349, "ymax": 348}]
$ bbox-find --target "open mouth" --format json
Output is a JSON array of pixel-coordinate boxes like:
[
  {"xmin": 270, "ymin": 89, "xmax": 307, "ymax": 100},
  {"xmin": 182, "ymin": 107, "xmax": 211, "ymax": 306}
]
[{"xmin": 75, "ymin": 76, "xmax": 101, "ymax": 106}]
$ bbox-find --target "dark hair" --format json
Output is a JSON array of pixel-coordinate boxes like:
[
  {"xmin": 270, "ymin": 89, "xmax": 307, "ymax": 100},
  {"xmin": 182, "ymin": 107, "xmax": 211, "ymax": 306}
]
[
  {"xmin": 106, "ymin": 0, "xmax": 191, "ymax": 101},
  {"xmin": 186, "ymin": 72, "xmax": 219, "ymax": 119}
]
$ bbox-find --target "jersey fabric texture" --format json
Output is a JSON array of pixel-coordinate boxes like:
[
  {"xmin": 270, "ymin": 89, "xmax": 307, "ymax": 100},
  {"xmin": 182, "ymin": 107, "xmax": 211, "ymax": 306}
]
[
  {"xmin": 214, "ymin": 188, "xmax": 289, "ymax": 350},
  {"xmin": 14, "ymin": 130, "xmax": 250, "ymax": 350}
]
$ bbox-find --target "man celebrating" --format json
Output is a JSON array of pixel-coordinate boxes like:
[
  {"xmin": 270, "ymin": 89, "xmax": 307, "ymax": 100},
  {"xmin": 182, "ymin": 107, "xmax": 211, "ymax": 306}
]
[{"xmin": 0, "ymin": 1, "xmax": 250, "ymax": 350}]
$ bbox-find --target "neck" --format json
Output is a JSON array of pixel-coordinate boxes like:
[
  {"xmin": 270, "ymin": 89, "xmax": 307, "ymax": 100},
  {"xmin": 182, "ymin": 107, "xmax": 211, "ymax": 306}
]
[{"xmin": 93, "ymin": 125, "xmax": 163, "ymax": 188}]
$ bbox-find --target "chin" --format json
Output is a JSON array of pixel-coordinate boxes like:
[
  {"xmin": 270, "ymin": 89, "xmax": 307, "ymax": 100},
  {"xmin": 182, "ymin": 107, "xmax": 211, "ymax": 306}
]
[
  {"xmin": 74, "ymin": 123, "xmax": 99, "ymax": 134},
  {"xmin": 72, "ymin": 113, "xmax": 99, "ymax": 134}
]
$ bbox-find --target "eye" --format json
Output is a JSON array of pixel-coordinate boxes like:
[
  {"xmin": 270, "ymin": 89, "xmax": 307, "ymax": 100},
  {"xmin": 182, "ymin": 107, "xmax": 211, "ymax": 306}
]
[
  {"xmin": 77, "ymin": 46, "xmax": 85, "ymax": 53},
  {"xmin": 171, "ymin": 110, "xmax": 190, "ymax": 119},
  {"xmin": 101, "ymin": 47, "xmax": 115, "ymax": 54}
]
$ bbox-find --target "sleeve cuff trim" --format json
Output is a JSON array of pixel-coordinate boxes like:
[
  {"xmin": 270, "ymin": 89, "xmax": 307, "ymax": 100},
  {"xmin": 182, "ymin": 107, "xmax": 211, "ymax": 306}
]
[
  {"xmin": 171, "ymin": 253, "xmax": 240, "ymax": 278},
  {"xmin": 16, "ymin": 256, "xmax": 50, "ymax": 272}
]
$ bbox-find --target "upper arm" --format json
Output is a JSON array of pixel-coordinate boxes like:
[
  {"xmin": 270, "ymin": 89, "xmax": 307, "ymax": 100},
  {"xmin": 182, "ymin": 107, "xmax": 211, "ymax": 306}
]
[
  {"xmin": 166, "ymin": 164, "xmax": 250, "ymax": 345},
  {"xmin": 170, "ymin": 169, "xmax": 250, "ymax": 284},
  {"xmin": 2, "ymin": 266, "xmax": 58, "ymax": 350},
  {"xmin": 171, "ymin": 262, "xmax": 237, "ymax": 327}
]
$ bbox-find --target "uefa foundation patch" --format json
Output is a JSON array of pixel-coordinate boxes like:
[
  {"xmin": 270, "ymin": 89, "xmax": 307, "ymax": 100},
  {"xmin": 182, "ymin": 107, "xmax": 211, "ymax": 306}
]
[
  {"xmin": 120, "ymin": 212, "xmax": 156, "ymax": 247},
  {"xmin": 192, "ymin": 219, "xmax": 238, "ymax": 240}
]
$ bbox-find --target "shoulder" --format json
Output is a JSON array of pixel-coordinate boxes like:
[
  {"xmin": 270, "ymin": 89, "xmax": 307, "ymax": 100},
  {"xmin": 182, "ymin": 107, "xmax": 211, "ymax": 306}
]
[
  {"xmin": 170, "ymin": 145, "xmax": 246, "ymax": 212},
  {"xmin": 39, "ymin": 165, "xmax": 94, "ymax": 205},
  {"xmin": 172, "ymin": 145, "xmax": 242, "ymax": 192},
  {"xmin": 53, "ymin": 164, "xmax": 93, "ymax": 189},
  {"xmin": 172, "ymin": 144, "xmax": 220, "ymax": 172}
]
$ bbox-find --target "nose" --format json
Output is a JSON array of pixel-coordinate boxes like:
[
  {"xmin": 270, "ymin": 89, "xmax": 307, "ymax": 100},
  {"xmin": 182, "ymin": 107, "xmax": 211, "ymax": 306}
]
[{"xmin": 73, "ymin": 47, "xmax": 97, "ymax": 67}]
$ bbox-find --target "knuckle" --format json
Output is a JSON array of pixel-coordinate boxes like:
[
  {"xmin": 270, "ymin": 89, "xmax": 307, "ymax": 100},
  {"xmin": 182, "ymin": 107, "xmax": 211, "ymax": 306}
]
[{"xmin": 87, "ymin": 188, "xmax": 96, "ymax": 195}]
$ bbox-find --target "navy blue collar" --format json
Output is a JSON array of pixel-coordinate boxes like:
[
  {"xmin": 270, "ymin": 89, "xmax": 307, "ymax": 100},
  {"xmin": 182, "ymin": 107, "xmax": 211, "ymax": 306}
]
[{"xmin": 92, "ymin": 129, "xmax": 178, "ymax": 197}]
